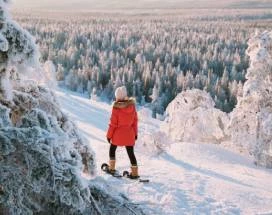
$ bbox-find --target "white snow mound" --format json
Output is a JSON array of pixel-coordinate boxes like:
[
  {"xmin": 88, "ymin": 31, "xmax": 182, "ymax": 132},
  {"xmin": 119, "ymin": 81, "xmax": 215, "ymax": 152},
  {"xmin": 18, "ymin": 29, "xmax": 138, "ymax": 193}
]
[{"xmin": 163, "ymin": 89, "xmax": 229, "ymax": 144}]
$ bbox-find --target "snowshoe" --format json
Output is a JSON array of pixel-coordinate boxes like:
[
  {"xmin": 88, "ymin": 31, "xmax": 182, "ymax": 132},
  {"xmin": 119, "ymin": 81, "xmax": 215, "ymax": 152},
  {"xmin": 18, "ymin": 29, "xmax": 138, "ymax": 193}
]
[
  {"xmin": 101, "ymin": 163, "xmax": 122, "ymax": 178},
  {"xmin": 123, "ymin": 170, "xmax": 150, "ymax": 183}
]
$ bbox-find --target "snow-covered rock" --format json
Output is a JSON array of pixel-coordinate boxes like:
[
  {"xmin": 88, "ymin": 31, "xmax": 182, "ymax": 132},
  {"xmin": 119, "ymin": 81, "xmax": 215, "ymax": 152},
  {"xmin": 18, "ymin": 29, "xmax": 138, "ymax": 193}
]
[
  {"xmin": 230, "ymin": 31, "xmax": 272, "ymax": 168},
  {"xmin": 163, "ymin": 89, "xmax": 229, "ymax": 144}
]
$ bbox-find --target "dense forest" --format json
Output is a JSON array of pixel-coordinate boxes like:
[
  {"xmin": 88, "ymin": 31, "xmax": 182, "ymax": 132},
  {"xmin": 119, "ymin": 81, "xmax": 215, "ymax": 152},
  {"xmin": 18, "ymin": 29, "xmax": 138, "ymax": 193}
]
[{"xmin": 14, "ymin": 10, "xmax": 272, "ymax": 116}]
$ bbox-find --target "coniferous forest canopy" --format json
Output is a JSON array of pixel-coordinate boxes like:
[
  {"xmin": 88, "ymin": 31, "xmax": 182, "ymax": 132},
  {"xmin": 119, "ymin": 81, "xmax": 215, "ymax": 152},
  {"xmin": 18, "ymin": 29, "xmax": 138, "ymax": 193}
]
[{"xmin": 13, "ymin": 9, "xmax": 272, "ymax": 115}]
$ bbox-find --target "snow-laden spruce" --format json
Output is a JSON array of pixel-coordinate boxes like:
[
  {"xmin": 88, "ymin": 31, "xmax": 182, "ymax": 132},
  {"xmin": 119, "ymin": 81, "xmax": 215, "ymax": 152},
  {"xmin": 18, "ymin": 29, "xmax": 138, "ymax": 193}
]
[
  {"xmin": 162, "ymin": 89, "xmax": 229, "ymax": 144},
  {"xmin": 0, "ymin": 1, "xmax": 144, "ymax": 214},
  {"xmin": 0, "ymin": 0, "xmax": 40, "ymax": 102},
  {"xmin": 230, "ymin": 30, "xmax": 272, "ymax": 168}
]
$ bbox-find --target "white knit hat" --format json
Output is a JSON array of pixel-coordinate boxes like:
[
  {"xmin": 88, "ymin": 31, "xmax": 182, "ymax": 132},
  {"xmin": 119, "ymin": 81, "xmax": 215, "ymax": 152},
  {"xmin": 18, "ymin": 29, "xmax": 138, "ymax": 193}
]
[{"xmin": 115, "ymin": 86, "xmax": 127, "ymax": 101}]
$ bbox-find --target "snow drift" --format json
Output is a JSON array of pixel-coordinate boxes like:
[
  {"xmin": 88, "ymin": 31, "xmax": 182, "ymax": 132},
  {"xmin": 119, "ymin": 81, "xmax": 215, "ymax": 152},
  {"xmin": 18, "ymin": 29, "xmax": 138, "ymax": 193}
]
[{"xmin": 163, "ymin": 89, "xmax": 229, "ymax": 144}]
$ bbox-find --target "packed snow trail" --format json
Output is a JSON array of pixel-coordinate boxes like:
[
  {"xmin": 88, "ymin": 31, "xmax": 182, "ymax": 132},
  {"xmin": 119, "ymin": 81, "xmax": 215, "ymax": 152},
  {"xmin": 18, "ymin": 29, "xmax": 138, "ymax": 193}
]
[{"xmin": 56, "ymin": 89, "xmax": 272, "ymax": 215}]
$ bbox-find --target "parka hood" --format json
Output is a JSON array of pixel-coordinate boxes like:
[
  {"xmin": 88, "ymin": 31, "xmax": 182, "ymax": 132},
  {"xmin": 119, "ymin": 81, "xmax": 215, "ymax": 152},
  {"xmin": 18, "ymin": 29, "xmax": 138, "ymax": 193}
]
[{"xmin": 113, "ymin": 97, "xmax": 136, "ymax": 109}]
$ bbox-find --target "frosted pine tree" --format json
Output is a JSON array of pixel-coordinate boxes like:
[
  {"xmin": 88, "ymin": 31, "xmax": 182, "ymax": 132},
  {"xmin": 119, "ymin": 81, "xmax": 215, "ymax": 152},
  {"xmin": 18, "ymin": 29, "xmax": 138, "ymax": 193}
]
[
  {"xmin": 230, "ymin": 31, "xmax": 272, "ymax": 168},
  {"xmin": 0, "ymin": 0, "xmax": 39, "ymax": 101}
]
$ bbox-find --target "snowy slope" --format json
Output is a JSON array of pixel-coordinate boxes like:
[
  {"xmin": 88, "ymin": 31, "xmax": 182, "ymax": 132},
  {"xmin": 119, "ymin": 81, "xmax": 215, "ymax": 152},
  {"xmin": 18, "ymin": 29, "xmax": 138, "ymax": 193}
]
[{"xmin": 56, "ymin": 89, "xmax": 272, "ymax": 215}]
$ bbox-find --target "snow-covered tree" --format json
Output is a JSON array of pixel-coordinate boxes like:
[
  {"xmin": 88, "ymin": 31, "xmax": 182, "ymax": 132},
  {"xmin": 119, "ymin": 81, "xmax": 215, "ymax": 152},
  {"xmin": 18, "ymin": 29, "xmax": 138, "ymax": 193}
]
[
  {"xmin": 0, "ymin": 0, "xmax": 39, "ymax": 101},
  {"xmin": 230, "ymin": 31, "xmax": 272, "ymax": 168}
]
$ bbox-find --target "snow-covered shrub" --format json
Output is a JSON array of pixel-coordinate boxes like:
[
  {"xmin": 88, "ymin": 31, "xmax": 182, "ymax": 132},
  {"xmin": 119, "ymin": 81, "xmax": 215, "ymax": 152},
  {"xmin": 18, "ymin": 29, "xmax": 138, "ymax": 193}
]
[
  {"xmin": 138, "ymin": 130, "xmax": 171, "ymax": 155},
  {"xmin": 43, "ymin": 60, "xmax": 57, "ymax": 89},
  {"xmin": 0, "ymin": 103, "xmax": 10, "ymax": 126},
  {"xmin": 0, "ymin": 69, "xmax": 12, "ymax": 100},
  {"xmin": 0, "ymin": 83, "xmax": 96, "ymax": 213},
  {"xmin": 230, "ymin": 31, "xmax": 272, "ymax": 168},
  {"xmin": 136, "ymin": 107, "xmax": 172, "ymax": 155},
  {"xmin": 163, "ymin": 89, "xmax": 229, "ymax": 144}
]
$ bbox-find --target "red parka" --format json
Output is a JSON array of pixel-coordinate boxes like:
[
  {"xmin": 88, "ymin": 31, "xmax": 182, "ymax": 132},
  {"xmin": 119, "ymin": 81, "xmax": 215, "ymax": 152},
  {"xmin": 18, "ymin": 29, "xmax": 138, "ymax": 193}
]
[{"xmin": 106, "ymin": 98, "xmax": 138, "ymax": 146}]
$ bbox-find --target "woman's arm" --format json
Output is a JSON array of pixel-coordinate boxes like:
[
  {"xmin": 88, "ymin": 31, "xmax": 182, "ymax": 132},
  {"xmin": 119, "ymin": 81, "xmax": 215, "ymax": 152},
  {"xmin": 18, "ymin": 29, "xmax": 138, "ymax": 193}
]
[{"xmin": 106, "ymin": 108, "xmax": 118, "ymax": 139}]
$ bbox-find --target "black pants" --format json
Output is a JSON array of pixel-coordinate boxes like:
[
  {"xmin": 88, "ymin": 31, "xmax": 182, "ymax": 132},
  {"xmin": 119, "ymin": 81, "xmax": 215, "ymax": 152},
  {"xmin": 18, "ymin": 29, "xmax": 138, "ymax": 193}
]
[{"xmin": 109, "ymin": 144, "xmax": 137, "ymax": 166}]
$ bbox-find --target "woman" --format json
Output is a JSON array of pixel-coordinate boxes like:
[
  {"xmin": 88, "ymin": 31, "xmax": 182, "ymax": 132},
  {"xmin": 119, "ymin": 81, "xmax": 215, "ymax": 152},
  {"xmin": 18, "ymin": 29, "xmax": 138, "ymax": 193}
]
[{"xmin": 106, "ymin": 86, "xmax": 139, "ymax": 179}]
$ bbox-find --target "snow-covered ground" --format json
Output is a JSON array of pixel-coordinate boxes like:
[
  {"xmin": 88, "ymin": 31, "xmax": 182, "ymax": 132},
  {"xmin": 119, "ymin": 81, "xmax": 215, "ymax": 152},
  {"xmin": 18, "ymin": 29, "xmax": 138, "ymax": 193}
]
[{"xmin": 56, "ymin": 89, "xmax": 272, "ymax": 215}]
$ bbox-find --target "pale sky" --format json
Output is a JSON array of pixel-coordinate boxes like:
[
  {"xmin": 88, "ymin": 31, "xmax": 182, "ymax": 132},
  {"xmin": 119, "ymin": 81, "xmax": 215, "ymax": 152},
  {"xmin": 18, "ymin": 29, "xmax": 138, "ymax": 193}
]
[{"xmin": 12, "ymin": 0, "xmax": 272, "ymax": 10}]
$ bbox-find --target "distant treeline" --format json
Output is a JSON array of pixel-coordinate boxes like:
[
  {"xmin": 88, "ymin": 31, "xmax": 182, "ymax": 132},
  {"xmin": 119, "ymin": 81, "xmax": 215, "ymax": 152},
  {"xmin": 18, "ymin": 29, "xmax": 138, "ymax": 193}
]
[{"xmin": 14, "ymin": 11, "xmax": 272, "ymax": 115}]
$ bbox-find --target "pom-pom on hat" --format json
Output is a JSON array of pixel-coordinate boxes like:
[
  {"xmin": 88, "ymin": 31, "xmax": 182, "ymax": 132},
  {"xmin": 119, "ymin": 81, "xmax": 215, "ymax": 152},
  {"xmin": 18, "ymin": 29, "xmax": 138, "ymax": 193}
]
[{"xmin": 115, "ymin": 86, "xmax": 128, "ymax": 101}]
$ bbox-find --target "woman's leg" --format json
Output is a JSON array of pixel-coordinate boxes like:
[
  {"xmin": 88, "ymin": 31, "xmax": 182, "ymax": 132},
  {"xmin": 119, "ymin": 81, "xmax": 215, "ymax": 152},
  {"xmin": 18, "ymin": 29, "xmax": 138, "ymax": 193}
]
[
  {"xmin": 125, "ymin": 146, "xmax": 137, "ymax": 166},
  {"xmin": 126, "ymin": 146, "xmax": 139, "ymax": 177},
  {"xmin": 109, "ymin": 144, "xmax": 117, "ymax": 160},
  {"xmin": 109, "ymin": 144, "xmax": 117, "ymax": 171}
]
